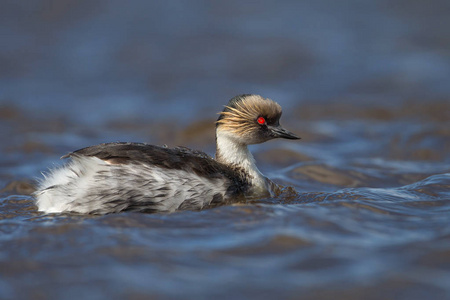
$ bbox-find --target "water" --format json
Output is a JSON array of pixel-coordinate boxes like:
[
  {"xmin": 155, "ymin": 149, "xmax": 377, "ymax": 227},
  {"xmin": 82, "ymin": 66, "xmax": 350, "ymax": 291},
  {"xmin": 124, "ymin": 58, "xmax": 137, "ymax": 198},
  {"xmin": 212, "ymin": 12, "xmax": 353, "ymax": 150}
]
[{"xmin": 1, "ymin": 1, "xmax": 450, "ymax": 299}]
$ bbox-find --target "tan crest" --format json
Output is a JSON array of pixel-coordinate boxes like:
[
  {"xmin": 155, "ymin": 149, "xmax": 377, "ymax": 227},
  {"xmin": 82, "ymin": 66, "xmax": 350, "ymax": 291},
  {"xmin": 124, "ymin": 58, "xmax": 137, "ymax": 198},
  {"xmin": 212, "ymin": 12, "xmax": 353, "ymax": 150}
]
[{"xmin": 216, "ymin": 95, "xmax": 282, "ymax": 136}]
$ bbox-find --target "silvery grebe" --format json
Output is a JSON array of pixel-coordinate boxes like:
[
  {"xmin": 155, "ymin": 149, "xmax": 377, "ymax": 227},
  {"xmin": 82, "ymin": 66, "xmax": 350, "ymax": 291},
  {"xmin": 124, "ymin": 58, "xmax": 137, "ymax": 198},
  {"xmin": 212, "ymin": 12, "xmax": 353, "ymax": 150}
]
[{"xmin": 35, "ymin": 94, "xmax": 299, "ymax": 214}]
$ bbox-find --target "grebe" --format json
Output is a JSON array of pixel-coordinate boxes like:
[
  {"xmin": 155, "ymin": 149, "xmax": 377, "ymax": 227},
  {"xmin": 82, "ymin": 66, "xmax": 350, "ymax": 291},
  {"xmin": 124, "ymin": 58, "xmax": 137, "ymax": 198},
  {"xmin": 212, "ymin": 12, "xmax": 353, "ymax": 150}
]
[{"xmin": 35, "ymin": 94, "xmax": 299, "ymax": 214}]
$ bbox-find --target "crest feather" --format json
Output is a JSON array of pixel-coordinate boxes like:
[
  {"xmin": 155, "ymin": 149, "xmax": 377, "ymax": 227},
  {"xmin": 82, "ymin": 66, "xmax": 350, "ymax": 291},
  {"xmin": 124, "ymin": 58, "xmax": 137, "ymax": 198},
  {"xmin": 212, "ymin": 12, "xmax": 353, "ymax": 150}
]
[{"xmin": 216, "ymin": 94, "xmax": 282, "ymax": 135}]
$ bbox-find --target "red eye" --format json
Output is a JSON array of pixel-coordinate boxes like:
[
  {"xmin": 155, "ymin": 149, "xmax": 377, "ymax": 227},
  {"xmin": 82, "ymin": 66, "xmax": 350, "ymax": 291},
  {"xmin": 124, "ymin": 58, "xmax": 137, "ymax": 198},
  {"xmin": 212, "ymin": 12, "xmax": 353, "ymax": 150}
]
[{"xmin": 257, "ymin": 117, "xmax": 266, "ymax": 125}]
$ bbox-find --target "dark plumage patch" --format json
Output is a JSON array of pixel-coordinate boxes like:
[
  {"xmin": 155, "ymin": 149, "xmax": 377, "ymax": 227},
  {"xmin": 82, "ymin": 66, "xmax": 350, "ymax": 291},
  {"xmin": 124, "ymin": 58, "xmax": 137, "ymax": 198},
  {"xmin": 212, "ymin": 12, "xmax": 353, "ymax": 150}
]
[
  {"xmin": 210, "ymin": 193, "xmax": 224, "ymax": 206},
  {"xmin": 124, "ymin": 201, "xmax": 164, "ymax": 214},
  {"xmin": 178, "ymin": 198, "xmax": 204, "ymax": 210}
]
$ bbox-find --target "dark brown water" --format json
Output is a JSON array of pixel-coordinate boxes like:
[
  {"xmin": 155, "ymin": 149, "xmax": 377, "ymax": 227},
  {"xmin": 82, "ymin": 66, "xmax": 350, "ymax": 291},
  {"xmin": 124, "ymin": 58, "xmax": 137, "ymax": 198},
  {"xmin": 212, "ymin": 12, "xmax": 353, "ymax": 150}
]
[{"xmin": 1, "ymin": 1, "xmax": 450, "ymax": 299}]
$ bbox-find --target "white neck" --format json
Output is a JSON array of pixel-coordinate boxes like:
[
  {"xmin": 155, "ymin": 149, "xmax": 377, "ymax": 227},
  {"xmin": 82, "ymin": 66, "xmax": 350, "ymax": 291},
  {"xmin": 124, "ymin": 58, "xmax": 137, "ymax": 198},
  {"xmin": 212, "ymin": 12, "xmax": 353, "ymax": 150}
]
[{"xmin": 215, "ymin": 130, "xmax": 268, "ymax": 192}]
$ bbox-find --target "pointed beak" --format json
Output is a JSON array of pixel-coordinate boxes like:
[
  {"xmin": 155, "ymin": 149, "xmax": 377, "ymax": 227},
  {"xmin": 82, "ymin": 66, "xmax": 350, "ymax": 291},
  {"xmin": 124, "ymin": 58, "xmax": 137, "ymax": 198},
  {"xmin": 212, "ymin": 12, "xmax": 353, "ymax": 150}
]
[{"xmin": 268, "ymin": 125, "xmax": 300, "ymax": 140}]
